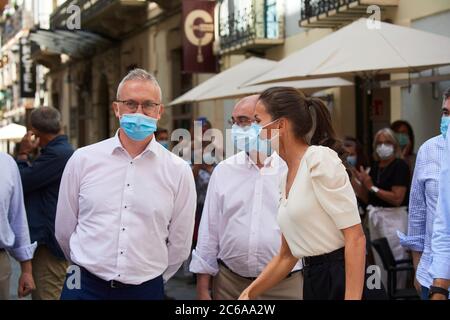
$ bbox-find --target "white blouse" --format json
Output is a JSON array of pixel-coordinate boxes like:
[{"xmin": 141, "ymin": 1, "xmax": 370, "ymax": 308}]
[{"xmin": 277, "ymin": 146, "xmax": 361, "ymax": 258}]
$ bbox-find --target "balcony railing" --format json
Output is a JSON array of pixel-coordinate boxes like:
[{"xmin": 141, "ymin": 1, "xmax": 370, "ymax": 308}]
[
  {"xmin": 300, "ymin": 0, "xmax": 399, "ymax": 28},
  {"xmin": 218, "ymin": 1, "xmax": 284, "ymax": 54}
]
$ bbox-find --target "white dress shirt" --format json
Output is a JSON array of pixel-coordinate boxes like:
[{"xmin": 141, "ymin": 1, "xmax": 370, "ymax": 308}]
[
  {"xmin": 55, "ymin": 133, "xmax": 196, "ymax": 285},
  {"xmin": 190, "ymin": 151, "xmax": 301, "ymax": 278}
]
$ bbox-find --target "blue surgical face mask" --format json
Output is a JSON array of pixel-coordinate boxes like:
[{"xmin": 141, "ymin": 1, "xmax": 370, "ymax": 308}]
[
  {"xmin": 346, "ymin": 155, "xmax": 357, "ymax": 167},
  {"xmin": 120, "ymin": 113, "xmax": 158, "ymax": 141},
  {"xmin": 441, "ymin": 116, "xmax": 450, "ymax": 139},
  {"xmin": 159, "ymin": 140, "xmax": 170, "ymax": 149}
]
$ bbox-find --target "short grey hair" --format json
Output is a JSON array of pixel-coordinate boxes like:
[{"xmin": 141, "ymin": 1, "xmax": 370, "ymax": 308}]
[
  {"xmin": 30, "ymin": 107, "xmax": 62, "ymax": 134},
  {"xmin": 116, "ymin": 68, "xmax": 162, "ymax": 101}
]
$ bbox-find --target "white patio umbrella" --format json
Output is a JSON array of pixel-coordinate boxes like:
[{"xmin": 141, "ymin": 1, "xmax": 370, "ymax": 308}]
[
  {"xmin": 0, "ymin": 123, "xmax": 26, "ymax": 142},
  {"xmin": 198, "ymin": 77, "xmax": 353, "ymax": 101},
  {"xmin": 247, "ymin": 18, "xmax": 450, "ymax": 85},
  {"xmin": 169, "ymin": 57, "xmax": 275, "ymax": 105},
  {"xmin": 169, "ymin": 57, "xmax": 353, "ymax": 105}
]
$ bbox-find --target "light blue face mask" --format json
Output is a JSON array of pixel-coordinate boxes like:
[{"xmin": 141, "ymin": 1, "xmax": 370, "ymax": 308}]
[
  {"xmin": 120, "ymin": 113, "xmax": 158, "ymax": 141},
  {"xmin": 231, "ymin": 120, "xmax": 278, "ymax": 156},
  {"xmin": 441, "ymin": 116, "xmax": 450, "ymax": 139},
  {"xmin": 346, "ymin": 155, "xmax": 357, "ymax": 167}
]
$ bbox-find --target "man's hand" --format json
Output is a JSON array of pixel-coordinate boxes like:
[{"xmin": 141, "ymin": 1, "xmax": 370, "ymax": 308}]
[
  {"xmin": 197, "ymin": 289, "xmax": 212, "ymax": 300},
  {"xmin": 18, "ymin": 272, "xmax": 35, "ymax": 298},
  {"xmin": 18, "ymin": 131, "xmax": 39, "ymax": 159}
]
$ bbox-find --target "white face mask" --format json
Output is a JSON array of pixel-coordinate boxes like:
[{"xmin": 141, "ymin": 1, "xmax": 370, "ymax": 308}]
[{"xmin": 376, "ymin": 143, "xmax": 394, "ymax": 160}]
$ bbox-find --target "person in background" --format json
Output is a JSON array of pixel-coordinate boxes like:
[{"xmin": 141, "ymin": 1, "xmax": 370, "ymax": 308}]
[
  {"xmin": 343, "ymin": 137, "xmax": 370, "ymax": 208},
  {"xmin": 398, "ymin": 88, "xmax": 450, "ymax": 299},
  {"xmin": 155, "ymin": 128, "xmax": 170, "ymax": 149},
  {"xmin": 343, "ymin": 137, "xmax": 374, "ymax": 265},
  {"xmin": 239, "ymin": 88, "xmax": 365, "ymax": 300},
  {"xmin": 191, "ymin": 142, "xmax": 216, "ymax": 251},
  {"xmin": 354, "ymin": 128, "xmax": 410, "ymax": 289},
  {"xmin": 191, "ymin": 95, "xmax": 303, "ymax": 300},
  {"xmin": 16, "ymin": 107, "xmax": 74, "ymax": 300},
  {"xmin": 391, "ymin": 120, "xmax": 416, "ymax": 175},
  {"xmin": 0, "ymin": 151, "xmax": 37, "ymax": 300}
]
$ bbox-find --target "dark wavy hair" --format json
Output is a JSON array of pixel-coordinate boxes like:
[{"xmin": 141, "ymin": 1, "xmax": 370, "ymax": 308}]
[{"xmin": 258, "ymin": 87, "xmax": 347, "ymax": 162}]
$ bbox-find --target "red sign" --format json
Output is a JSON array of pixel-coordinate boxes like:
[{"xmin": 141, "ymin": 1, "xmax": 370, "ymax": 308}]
[{"xmin": 182, "ymin": 0, "xmax": 217, "ymax": 73}]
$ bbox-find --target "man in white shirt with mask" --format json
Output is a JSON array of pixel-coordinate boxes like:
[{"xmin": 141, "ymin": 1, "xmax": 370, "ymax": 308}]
[
  {"xmin": 55, "ymin": 69, "xmax": 196, "ymax": 300},
  {"xmin": 190, "ymin": 95, "xmax": 303, "ymax": 300}
]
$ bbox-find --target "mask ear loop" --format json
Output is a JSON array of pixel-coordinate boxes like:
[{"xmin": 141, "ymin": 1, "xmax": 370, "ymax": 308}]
[{"xmin": 304, "ymin": 101, "xmax": 317, "ymax": 146}]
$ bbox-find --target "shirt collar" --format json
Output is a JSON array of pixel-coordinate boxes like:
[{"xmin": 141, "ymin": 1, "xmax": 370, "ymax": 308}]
[
  {"xmin": 245, "ymin": 152, "xmax": 278, "ymax": 169},
  {"xmin": 110, "ymin": 129, "xmax": 160, "ymax": 158}
]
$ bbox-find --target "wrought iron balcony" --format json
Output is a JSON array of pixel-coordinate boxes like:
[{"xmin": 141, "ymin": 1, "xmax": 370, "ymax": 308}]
[
  {"xmin": 300, "ymin": 0, "xmax": 399, "ymax": 28},
  {"xmin": 50, "ymin": 0, "xmax": 148, "ymax": 39},
  {"xmin": 218, "ymin": 0, "xmax": 284, "ymax": 54}
]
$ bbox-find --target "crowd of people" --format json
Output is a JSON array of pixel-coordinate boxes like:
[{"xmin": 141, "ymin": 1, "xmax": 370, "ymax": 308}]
[{"xmin": 0, "ymin": 68, "xmax": 449, "ymax": 300}]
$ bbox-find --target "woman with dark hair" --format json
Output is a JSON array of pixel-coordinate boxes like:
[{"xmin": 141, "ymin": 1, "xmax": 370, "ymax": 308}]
[
  {"xmin": 391, "ymin": 120, "xmax": 416, "ymax": 174},
  {"xmin": 238, "ymin": 87, "xmax": 366, "ymax": 300}
]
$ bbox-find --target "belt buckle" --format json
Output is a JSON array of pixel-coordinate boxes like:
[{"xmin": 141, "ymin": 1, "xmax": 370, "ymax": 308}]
[{"xmin": 110, "ymin": 280, "xmax": 118, "ymax": 289}]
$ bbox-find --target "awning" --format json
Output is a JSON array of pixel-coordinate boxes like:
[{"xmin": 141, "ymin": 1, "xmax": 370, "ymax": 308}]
[
  {"xmin": 247, "ymin": 18, "xmax": 450, "ymax": 85},
  {"xmin": 169, "ymin": 57, "xmax": 353, "ymax": 105},
  {"xmin": 0, "ymin": 123, "xmax": 26, "ymax": 141},
  {"xmin": 29, "ymin": 29, "xmax": 113, "ymax": 59}
]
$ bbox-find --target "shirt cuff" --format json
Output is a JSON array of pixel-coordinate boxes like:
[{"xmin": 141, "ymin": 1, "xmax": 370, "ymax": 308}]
[
  {"xmin": 189, "ymin": 250, "xmax": 219, "ymax": 276},
  {"xmin": 398, "ymin": 231, "xmax": 425, "ymax": 252},
  {"xmin": 430, "ymin": 255, "xmax": 450, "ymax": 281},
  {"xmin": 7, "ymin": 241, "xmax": 37, "ymax": 262}
]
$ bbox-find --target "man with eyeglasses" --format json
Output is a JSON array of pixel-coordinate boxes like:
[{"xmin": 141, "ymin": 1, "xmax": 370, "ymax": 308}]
[
  {"xmin": 190, "ymin": 95, "xmax": 303, "ymax": 300},
  {"xmin": 55, "ymin": 69, "xmax": 196, "ymax": 300}
]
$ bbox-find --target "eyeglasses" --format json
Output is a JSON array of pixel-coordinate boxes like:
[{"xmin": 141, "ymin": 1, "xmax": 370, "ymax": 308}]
[
  {"xmin": 115, "ymin": 100, "xmax": 161, "ymax": 114},
  {"xmin": 228, "ymin": 116, "xmax": 255, "ymax": 127}
]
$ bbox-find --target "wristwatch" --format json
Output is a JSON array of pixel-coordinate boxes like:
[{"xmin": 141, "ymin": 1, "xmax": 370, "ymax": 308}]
[
  {"xmin": 429, "ymin": 286, "xmax": 449, "ymax": 299},
  {"xmin": 370, "ymin": 186, "xmax": 380, "ymax": 194}
]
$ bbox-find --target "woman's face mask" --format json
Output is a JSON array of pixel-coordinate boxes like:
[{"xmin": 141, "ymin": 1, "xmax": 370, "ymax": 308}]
[
  {"xmin": 231, "ymin": 119, "xmax": 279, "ymax": 156},
  {"xmin": 376, "ymin": 143, "xmax": 395, "ymax": 160},
  {"xmin": 395, "ymin": 133, "xmax": 410, "ymax": 148}
]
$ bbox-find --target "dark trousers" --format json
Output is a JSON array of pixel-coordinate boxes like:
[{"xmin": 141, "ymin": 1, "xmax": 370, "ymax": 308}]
[
  {"xmin": 303, "ymin": 249, "xmax": 346, "ymax": 300},
  {"xmin": 303, "ymin": 247, "xmax": 388, "ymax": 300},
  {"xmin": 60, "ymin": 266, "xmax": 164, "ymax": 300}
]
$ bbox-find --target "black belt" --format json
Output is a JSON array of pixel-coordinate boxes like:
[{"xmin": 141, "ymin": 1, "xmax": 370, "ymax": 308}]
[
  {"xmin": 302, "ymin": 247, "xmax": 345, "ymax": 268},
  {"xmin": 218, "ymin": 259, "xmax": 302, "ymax": 281},
  {"xmin": 78, "ymin": 266, "xmax": 154, "ymax": 289},
  {"xmin": 0, "ymin": 248, "xmax": 5, "ymax": 252}
]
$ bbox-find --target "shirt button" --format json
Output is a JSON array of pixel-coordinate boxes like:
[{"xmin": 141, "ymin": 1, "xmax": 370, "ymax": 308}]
[
  {"xmin": 124, "ymin": 205, "xmax": 127, "ymax": 209},
  {"xmin": 127, "ymin": 184, "xmax": 130, "ymax": 187},
  {"xmin": 120, "ymin": 251, "xmax": 124, "ymax": 255},
  {"xmin": 122, "ymin": 228, "xmax": 125, "ymax": 231},
  {"xmin": 130, "ymin": 161, "xmax": 133, "ymax": 165}
]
